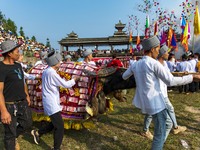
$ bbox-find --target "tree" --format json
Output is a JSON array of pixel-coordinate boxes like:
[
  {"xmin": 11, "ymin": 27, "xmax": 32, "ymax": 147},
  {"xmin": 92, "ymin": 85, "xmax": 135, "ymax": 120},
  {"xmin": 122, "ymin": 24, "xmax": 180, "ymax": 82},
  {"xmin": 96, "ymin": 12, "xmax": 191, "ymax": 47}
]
[
  {"xmin": 31, "ymin": 36, "xmax": 37, "ymax": 42},
  {"xmin": 19, "ymin": 26, "xmax": 25, "ymax": 38},
  {"xmin": 0, "ymin": 11, "xmax": 6, "ymax": 27},
  {"xmin": 46, "ymin": 38, "xmax": 51, "ymax": 48},
  {"xmin": 0, "ymin": 11, "xmax": 4, "ymax": 22},
  {"xmin": 3, "ymin": 18, "xmax": 17, "ymax": 35}
]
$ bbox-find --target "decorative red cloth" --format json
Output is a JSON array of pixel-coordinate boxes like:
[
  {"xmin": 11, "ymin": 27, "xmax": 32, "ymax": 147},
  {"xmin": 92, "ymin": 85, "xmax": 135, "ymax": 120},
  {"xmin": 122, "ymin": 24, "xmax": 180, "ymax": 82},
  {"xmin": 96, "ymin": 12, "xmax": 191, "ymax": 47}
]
[{"xmin": 107, "ymin": 59, "xmax": 123, "ymax": 67}]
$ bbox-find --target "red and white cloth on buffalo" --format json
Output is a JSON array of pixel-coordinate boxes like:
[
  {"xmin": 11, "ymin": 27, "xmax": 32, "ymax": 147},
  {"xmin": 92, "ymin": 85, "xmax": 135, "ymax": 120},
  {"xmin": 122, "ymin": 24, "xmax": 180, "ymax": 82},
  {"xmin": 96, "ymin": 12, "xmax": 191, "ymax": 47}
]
[{"xmin": 27, "ymin": 62, "xmax": 99, "ymax": 120}]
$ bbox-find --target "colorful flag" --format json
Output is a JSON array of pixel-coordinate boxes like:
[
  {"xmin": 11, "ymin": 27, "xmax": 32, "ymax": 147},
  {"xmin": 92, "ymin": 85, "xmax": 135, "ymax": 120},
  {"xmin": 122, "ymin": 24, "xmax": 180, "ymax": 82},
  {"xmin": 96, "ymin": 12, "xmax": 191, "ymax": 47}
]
[
  {"xmin": 136, "ymin": 33, "xmax": 141, "ymax": 50},
  {"xmin": 181, "ymin": 15, "xmax": 186, "ymax": 32},
  {"xmin": 171, "ymin": 33, "xmax": 177, "ymax": 47},
  {"xmin": 188, "ymin": 23, "xmax": 191, "ymax": 39},
  {"xmin": 145, "ymin": 15, "xmax": 150, "ymax": 38},
  {"xmin": 167, "ymin": 27, "xmax": 173, "ymax": 47},
  {"xmin": 154, "ymin": 21, "xmax": 158, "ymax": 35},
  {"xmin": 180, "ymin": 15, "xmax": 186, "ymax": 41},
  {"xmin": 182, "ymin": 22, "xmax": 189, "ymax": 51},
  {"xmin": 194, "ymin": 2, "xmax": 200, "ymax": 35},
  {"xmin": 170, "ymin": 32, "xmax": 178, "ymax": 51},
  {"xmin": 160, "ymin": 29, "xmax": 167, "ymax": 45}
]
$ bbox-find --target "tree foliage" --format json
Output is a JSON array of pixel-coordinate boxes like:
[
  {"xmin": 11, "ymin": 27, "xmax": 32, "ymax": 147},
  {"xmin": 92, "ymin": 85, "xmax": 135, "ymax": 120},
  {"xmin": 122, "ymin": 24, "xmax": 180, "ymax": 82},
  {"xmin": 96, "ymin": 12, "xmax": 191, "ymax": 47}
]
[
  {"xmin": 31, "ymin": 36, "xmax": 36, "ymax": 42},
  {"xmin": 0, "ymin": 10, "xmax": 38, "ymax": 42},
  {"xmin": 46, "ymin": 38, "xmax": 51, "ymax": 48},
  {"xmin": 0, "ymin": 11, "xmax": 5, "ymax": 22},
  {"xmin": 3, "ymin": 18, "xmax": 17, "ymax": 36},
  {"xmin": 19, "ymin": 26, "xmax": 25, "ymax": 38}
]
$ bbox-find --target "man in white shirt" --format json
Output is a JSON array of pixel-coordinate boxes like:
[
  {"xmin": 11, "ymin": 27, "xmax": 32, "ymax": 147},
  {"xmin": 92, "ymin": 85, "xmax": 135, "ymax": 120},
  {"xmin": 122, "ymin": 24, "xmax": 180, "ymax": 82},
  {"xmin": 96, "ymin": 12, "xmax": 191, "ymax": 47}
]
[
  {"xmin": 142, "ymin": 45, "xmax": 187, "ymax": 140},
  {"xmin": 167, "ymin": 53, "xmax": 176, "ymax": 72},
  {"xmin": 34, "ymin": 51, "xmax": 47, "ymax": 66},
  {"xmin": 176, "ymin": 54, "xmax": 191, "ymax": 94},
  {"xmin": 31, "ymin": 51, "xmax": 79, "ymax": 150},
  {"xmin": 83, "ymin": 49, "xmax": 96, "ymax": 66},
  {"xmin": 187, "ymin": 53, "xmax": 198, "ymax": 92},
  {"xmin": 17, "ymin": 50, "xmax": 36, "ymax": 80},
  {"xmin": 122, "ymin": 36, "xmax": 200, "ymax": 150}
]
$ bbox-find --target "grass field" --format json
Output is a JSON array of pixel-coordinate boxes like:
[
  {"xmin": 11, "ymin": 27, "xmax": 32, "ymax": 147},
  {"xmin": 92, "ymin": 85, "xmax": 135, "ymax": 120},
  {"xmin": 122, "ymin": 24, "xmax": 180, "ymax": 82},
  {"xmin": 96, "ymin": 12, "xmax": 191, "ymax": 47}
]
[{"xmin": 0, "ymin": 88, "xmax": 200, "ymax": 150}]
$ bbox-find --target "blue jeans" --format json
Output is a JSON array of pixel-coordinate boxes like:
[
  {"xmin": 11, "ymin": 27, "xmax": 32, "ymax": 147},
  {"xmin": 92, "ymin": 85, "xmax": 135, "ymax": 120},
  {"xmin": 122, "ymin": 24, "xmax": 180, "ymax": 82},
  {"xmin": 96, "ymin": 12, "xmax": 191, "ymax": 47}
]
[
  {"xmin": 165, "ymin": 98, "xmax": 177, "ymax": 128},
  {"xmin": 143, "ymin": 114, "xmax": 152, "ymax": 132},
  {"xmin": 151, "ymin": 109, "xmax": 172, "ymax": 150},
  {"xmin": 144, "ymin": 98, "xmax": 177, "ymax": 131}
]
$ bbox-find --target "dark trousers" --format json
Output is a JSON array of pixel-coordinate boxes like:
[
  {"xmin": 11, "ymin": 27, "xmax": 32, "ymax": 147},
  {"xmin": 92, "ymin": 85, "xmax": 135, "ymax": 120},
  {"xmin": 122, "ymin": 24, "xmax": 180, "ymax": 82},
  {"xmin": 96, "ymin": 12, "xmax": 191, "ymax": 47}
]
[
  {"xmin": 189, "ymin": 81, "xmax": 199, "ymax": 92},
  {"xmin": 3, "ymin": 101, "xmax": 32, "ymax": 150},
  {"xmin": 38, "ymin": 112, "xmax": 64, "ymax": 149},
  {"xmin": 179, "ymin": 84, "xmax": 189, "ymax": 93}
]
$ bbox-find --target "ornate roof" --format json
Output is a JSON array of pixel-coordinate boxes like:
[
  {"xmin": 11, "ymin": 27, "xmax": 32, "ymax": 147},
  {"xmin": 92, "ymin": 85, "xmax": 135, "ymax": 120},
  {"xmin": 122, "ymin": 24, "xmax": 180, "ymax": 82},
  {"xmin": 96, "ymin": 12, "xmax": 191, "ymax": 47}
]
[{"xmin": 66, "ymin": 31, "xmax": 78, "ymax": 40}]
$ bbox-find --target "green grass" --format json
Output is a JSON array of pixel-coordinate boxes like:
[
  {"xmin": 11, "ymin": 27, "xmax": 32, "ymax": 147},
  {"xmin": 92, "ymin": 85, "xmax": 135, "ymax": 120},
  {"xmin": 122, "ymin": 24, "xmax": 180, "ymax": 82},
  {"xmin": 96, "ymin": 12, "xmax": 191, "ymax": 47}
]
[{"xmin": 0, "ymin": 89, "xmax": 200, "ymax": 150}]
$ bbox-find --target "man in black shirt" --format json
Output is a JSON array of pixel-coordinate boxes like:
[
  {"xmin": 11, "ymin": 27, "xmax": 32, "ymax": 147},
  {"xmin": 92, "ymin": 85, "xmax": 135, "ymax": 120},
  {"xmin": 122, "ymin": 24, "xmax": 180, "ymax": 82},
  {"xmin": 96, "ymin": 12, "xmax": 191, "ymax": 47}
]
[{"xmin": 0, "ymin": 40, "xmax": 32, "ymax": 150}]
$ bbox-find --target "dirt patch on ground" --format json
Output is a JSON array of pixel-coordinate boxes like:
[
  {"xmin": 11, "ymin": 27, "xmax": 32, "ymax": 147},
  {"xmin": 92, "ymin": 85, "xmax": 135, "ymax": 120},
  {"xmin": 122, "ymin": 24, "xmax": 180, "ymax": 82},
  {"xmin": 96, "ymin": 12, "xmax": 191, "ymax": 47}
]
[
  {"xmin": 185, "ymin": 106, "xmax": 200, "ymax": 124},
  {"xmin": 185, "ymin": 106, "xmax": 200, "ymax": 114}
]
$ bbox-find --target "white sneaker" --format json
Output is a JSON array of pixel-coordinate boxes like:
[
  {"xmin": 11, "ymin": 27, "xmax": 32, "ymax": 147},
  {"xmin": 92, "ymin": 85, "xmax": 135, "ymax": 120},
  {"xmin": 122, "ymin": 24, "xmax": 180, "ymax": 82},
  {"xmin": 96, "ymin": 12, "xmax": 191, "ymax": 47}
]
[
  {"xmin": 140, "ymin": 130, "xmax": 153, "ymax": 140},
  {"xmin": 172, "ymin": 126, "xmax": 187, "ymax": 134}
]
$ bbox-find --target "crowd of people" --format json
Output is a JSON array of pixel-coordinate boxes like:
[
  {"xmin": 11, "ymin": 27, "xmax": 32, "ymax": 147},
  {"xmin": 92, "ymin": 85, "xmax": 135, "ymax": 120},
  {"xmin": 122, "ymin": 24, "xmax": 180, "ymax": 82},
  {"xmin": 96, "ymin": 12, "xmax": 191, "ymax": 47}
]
[
  {"xmin": 1, "ymin": 23, "xmax": 200, "ymax": 149},
  {"xmin": 122, "ymin": 35, "xmax": 200, "ymax": 149}
]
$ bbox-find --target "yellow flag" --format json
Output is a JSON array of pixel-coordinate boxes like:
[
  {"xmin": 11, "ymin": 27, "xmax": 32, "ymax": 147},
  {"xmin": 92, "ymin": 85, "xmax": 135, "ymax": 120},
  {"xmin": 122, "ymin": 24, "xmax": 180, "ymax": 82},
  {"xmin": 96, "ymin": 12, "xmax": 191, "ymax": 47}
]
[
  {"xmin": 167, "ymin": 27, "xmax": 173, "ymax": 47},
  {"xmin": 194, "ymin": 3, "xmax": 200, "ymax": 35}
]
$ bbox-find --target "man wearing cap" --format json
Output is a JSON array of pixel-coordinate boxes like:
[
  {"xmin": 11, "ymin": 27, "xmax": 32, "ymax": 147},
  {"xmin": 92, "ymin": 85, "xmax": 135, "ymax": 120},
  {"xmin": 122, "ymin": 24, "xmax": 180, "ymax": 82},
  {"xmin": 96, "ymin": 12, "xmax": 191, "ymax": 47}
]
[
  {"xmin": 65, "ymin": 54, "xmax": 72, "ymax": 62},
  {"xmin": 83, "ymin": 49, "xmax": 96, "ymax": 65},
  {"xmin": 0, "ymin": 40, "xmax": 32, "ymax": 150},
  {"xmin": 122, "ymin": 36, "xmax": 200, "ymax": 149},
  {"xmin": 142, "ymin": 45, "xmax": 187, "ymax": 140},
  {"xmin": 31, "ymin": 51, "xmax": 79, "ymax": 150},
  {"xmin": 34, "ymin": 50, "xmax": 48, "ymax": 66},
  {"xmin": 17, "ymin": 50, "xmax": 36, "ymax": 81}
]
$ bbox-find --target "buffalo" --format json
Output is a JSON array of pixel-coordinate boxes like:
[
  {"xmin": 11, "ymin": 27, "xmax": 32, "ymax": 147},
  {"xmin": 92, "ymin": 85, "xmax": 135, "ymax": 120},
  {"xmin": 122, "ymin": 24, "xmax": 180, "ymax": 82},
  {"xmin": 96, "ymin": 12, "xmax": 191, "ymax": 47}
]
[{"xmin": 27, "ymin": 62, "xmax": 136, "ymax": 121}]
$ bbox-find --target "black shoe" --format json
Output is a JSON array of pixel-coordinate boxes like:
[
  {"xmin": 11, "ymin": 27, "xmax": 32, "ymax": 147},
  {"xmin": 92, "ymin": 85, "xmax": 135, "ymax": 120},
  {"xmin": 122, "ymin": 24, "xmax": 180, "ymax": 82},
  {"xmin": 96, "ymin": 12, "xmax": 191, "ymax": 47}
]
[{"xmin": 31, "ymin": 130, "xmax": 40, "ymax": 144}]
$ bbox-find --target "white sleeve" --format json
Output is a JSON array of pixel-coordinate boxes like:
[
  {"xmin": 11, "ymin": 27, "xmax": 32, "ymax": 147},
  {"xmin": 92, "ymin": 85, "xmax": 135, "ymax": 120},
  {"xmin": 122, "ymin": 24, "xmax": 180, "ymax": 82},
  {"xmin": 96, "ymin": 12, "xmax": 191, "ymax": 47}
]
[
  {"xmin": 24, "ymin": 71, "xmax": 36, "ymax": 80},
  {"xmin": 122, "ymin": 65, "xmax": 134, "ymax": 80},
  {"xmin": 51, "ymin": 73, "xmax": 76, "ymax": 88},
  {"xmin": 154, "ymin": 61, "xmax": 193, "ymax": 86}
]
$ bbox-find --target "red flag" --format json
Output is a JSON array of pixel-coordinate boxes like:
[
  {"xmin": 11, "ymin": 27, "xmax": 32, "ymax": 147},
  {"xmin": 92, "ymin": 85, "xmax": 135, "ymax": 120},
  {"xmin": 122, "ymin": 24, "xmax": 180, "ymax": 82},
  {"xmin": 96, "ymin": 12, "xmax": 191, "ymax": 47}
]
[
  {"xmin": 154, "ymin": 21, "xmax": 158, "ymax": 35},
  {"xmin": 160, "ymin": 29, "xmax": 167, "ymax": 45}
]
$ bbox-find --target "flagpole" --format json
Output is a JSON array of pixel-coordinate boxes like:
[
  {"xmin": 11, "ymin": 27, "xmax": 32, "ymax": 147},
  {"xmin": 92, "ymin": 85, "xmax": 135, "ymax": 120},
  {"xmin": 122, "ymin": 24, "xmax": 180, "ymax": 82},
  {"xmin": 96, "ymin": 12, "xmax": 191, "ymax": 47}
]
[{"xmin": 192, "ymin": 32, "xmax": 195, "ymax": 51}]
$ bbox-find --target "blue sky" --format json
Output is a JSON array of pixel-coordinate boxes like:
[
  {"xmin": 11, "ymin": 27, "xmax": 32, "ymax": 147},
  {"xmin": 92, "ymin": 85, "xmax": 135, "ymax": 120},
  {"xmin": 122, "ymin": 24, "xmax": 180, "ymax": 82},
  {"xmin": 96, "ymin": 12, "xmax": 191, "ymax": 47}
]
[{"xmin": 0, "ymin": 0, "xmax": 185, "ymax": 49}]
